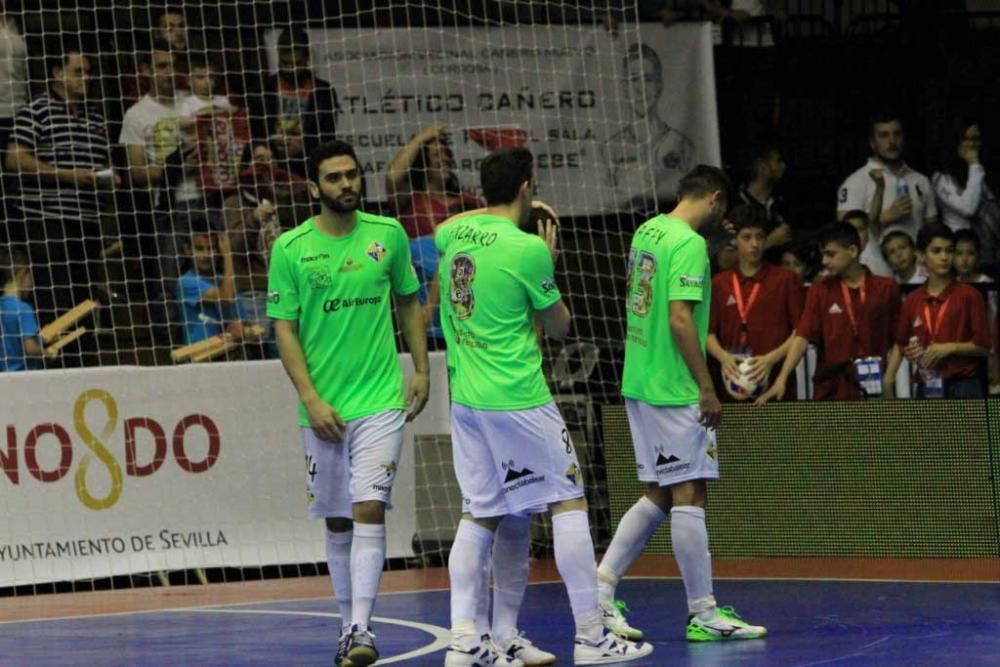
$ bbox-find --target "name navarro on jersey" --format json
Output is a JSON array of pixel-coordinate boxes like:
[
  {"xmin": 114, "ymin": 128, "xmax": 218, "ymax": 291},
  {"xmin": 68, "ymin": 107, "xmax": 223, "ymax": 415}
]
[
  {"xmin": 323, "ymin": 295, "xmax": 382, "ymax": 312},
  {"xmin": 452, "ymin": 224, "xmax": 499, "ymax": 248}
]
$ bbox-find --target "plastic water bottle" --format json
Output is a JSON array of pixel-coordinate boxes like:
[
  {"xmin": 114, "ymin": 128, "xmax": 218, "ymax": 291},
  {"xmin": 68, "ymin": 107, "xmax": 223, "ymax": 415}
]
[
  {"xmin": 910, "ymin": 336, "xmax": 943, "ymax": 398},
  {"xmin": 896, "ymin": 178, "xmax": 909, "ymax": 199}
]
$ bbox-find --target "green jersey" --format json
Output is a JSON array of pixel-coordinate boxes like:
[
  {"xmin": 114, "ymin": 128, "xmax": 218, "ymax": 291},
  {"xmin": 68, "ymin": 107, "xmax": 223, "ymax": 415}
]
[
  {"xmin": 622, "ymin": 215, "xmax": 710, "ymax": 406},
  {"xmin": 267, "ymin": 214, "xmax": 420, "ymax": 425},
  {"xmin": 436, "ymin": 214, "xmax": 561, "ymax": 410}
]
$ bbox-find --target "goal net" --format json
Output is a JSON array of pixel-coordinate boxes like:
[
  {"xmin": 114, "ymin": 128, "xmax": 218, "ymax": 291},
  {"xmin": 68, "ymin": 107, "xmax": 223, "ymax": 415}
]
[{"xmin": 0, "ymin": 1, "xmax": 721, "ymax": 595}]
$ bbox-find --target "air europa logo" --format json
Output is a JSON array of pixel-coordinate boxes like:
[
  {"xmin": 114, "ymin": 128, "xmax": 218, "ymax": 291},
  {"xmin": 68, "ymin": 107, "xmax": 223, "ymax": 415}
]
[{"xmin": 2, "ymin": 389, "xmax": 221, "ymax": 511}]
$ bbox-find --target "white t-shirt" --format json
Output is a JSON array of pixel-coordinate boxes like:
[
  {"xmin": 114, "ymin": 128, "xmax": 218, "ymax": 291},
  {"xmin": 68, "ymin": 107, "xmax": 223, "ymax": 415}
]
[
  {"xmin": 932, "ymin": 164, "xmax": 987, "ymax": 232},
  {"xmin": 119, "ymin": 93, "xmax": 202, "ymax": 203},
  {"xmin": 177, "ymin": 94, "xmax": 231, "ymax": 118},
  {"xmin": 0, "ymin": 19, "xmax": 26, "ymax": 118},
  {"xmin": 837, "ymin": 158, "xmax": 938, "ymax": 277}
]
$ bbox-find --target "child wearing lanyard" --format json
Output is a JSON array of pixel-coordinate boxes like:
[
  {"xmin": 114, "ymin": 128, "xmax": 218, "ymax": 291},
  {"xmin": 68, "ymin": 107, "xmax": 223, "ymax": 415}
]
[
  {"xmin": 885, "ymin": 223, "xmax": 990, "ymax": 399},
  {"xmin": 758, "ymin": 222, "xmax": 901, "ymax": 403},
  {"xmin": 707, "ymin": 205, "xmax": 804, "ymax": 399}
]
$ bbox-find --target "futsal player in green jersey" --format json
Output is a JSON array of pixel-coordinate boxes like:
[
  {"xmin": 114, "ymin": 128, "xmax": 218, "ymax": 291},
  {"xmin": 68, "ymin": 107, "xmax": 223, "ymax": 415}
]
[
  {"xmin": 438, "ymin": 147, "xmax": 652, "ymax": 666},
  {"xmin": 267, "ymin": 140, "xmax": 430, "ymax": 667},
  {"xmin": 596, "ymin": 166, "xmax": 768, "ymax": 642}
]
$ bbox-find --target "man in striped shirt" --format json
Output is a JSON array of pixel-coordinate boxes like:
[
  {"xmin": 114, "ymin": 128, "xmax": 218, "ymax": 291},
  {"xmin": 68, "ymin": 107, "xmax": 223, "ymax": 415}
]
[{"xmin": 6, "ymin": 40, "xmax": 116, "ymax": 358}]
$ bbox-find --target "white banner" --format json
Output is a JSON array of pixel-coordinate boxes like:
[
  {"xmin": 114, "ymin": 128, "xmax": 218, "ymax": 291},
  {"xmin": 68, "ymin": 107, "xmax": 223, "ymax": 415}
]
[
  {"xmin": 268, "ymin": 23, "xmax": 720, "ymax": 214},
  {"xmin": 0, "ymin": 354, "xmax": 450, "ymax": 587}
]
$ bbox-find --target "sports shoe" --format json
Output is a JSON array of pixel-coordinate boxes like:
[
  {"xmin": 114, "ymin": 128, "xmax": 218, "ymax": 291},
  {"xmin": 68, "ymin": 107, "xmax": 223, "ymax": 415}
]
[
  {"xmin": 345, "ymin": 624, "xmax": 379, "ymax": 666},
  {"xmin": 445, "ymin": 634, "xmax": 525, "ymax": 667},
  {"xmin": 599, "ymin": 599, "xmax": 644, "ymax": 640},
  {"xmin": 334, "ymin": 629, "xmax": 352, "ymax": 666},
  {"xmin": 574, "ymin": 630, "xmax": 653, "ymax": 665},
  {"xmin": 686, "ymin": 606, "xmax": 767, "ymax": 641},
  {"xmin": 494, "ymin": 630, "xmax": 556, "ymax": 666}
]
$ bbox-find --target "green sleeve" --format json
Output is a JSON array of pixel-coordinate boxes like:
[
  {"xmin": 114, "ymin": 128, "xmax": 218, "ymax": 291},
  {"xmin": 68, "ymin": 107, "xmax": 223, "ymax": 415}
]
[
  {"xmin": 266, "ymin": 241, "xmax": 301, "ymax": 320},
  {"xmin": 517, "ymin": 236, "xmax": 562, "ymax": 311},
  {"xmin": 391, "ymin": 225, "xmax": 421, "ymax": 296},
  {"xmin": 667, "ymin": 236, "xmax": 708, "ymax": 303}
]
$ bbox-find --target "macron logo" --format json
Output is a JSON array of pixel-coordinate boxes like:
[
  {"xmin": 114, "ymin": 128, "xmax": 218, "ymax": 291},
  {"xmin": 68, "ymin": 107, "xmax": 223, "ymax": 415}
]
[
  {"xmin": 726, "ymin": 295, "xmax": 737, "ymax": 306},
  {"xmin": 828, "ymin": 303, "xmax": 843, "ymax": 315},
  {"xmin": 913, "ymin": 317, "xmax": 923, "ymax": 328}
]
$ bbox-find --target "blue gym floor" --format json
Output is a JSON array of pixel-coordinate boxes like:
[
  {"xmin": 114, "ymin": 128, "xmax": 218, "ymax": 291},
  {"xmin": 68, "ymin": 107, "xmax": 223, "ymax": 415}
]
[{"xmin": 1, "ymin": 578, "xmax": 998, "ymax": 666}]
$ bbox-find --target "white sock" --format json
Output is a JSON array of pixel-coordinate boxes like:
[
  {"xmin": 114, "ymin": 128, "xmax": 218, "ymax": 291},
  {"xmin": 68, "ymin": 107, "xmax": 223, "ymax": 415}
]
[
  {"xmin": 670, "ymin": 506, "xmax": 715, "ymax": 618},
  {"xmin": 325, "ymin": 529, "xmax": 353, "ymax": 632},
  {"xmin": 474, "ymin": 552, "xmax": 491, "ymax": 636},
  {"xmin": 350, "ymin": 522, "xmax": 386, "ymax": 629},
  {"xmin": 449, "ymin": 520, "xmax": 495, "ymax": 640},
  {"xmin": 492, "ymin": 514, "xmax": 530, "ymax": 641},
  {"xmin": 552, "ymin": 510, "xmax": 602, "ymax": 642},
  {"xmin": 598, "ymin": 496, "xmax": 666, "ymax": 604}
]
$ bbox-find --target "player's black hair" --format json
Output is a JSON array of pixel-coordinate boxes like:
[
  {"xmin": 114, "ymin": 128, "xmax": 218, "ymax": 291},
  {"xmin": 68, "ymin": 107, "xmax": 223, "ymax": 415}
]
[
  {"xmin": 308, "ymin": 140, "xmax": 361, "ymax": 184},
  {"xmin": 740, "ymin": 141, "xmax": 781, "ymax": 183},
  {"xmin": 841, "ymin": 209, "xmax": 869, "ymax": 227},
  {"xmin": 480, "ymin": 147, "xmax": 533, "ymax": 206},
  {"xmin": 954, "ymin": 228, "xmax": 982, "ymax": 254},
  {"xmin": 677, "ymin": 164, "xmax": 734, "ymax": 208},
  {"xmin": 277, "ymin": 27, "xmax": 311, "ymax": 51},
  {"xmin": 879, "ymin": 230, "xmax": 915, "ymax": 259},
  {"xmin": 44, "ymin": 34, "xmax": 88, "ymax": 80},
  {"xmin": 818, "ymin": 222, "xmax": 861, "ymax": 252},
  {"xmin": 729, "ymin": 203, "xmax": 768, "ymax": 233},
  {"xmin": 868, "ymin": 108, "xmax": 903, "ymax": 139},
  {"xmin": 137, "ymin": 36, "xmax": 174, "ymax": 68},
  {"xmin": 916, "ymin": 222, "xmax": 955, "ymax": 252}
]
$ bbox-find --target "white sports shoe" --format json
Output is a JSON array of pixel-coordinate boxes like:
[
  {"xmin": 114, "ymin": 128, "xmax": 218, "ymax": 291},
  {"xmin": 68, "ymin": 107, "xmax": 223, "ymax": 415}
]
[
  {"xmin": 599, "ymin": 599, "xmax": 644, "ymax": 640},
  {"xmin": 574, "ymin": 630, "xmax": 653, "ymax": 665},
  {"xmin": 494, "ymin": 630, "xmax": 557, "ymax": 666},
  {"xmin": 686, "ymin": 606, "xmax": 767, "ymax": 641},
  {"xmin": 445, "ymin": 634, "xmax": 526, "ymax": 667}
]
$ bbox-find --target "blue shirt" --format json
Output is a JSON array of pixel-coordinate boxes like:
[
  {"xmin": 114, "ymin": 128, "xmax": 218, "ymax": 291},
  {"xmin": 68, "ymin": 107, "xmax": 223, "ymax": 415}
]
[
  {"xmin": 176, "ymin": 271, "xmax": 243, "ymax": 345},
  {"xmin": 0, "ymin": 295, "xmax": 41, "ymax": 372}
]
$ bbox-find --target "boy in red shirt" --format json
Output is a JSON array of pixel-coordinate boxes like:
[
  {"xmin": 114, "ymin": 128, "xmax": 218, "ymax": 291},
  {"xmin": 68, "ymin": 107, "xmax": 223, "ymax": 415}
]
[
  {"xmin": 707, "ymin": 205, "xmax": 804, "ymax": 398},
  {"xmin": 757, "ymin": 222, "xmax": 901, "ymax": 402},
  {"xmin": 885, "ymin": 224, "xmax": 989, "ymax": 398}
]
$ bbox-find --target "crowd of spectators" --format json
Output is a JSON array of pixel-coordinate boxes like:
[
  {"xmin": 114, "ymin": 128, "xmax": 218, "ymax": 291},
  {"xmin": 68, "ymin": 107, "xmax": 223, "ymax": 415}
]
[{"xmin": 0, "ymin": 5, "xmax": 995, "ymax": 401}]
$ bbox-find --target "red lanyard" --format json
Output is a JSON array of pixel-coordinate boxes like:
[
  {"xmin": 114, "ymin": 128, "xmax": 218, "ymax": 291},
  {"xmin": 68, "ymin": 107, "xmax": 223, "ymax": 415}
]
[
  {"xmin": 840, "ymin": 276, "xmax": 867, "ymax": 338},
  {"xmin": 922, "ymin": 297, "xmax": 951, "ymax": 343},
  {"xmin": 732, "ymin": 273, "xmax": 760, "ymax": 347}
]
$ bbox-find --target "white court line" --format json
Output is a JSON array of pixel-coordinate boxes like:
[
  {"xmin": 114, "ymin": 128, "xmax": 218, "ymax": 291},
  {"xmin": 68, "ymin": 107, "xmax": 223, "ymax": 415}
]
[
  {"xmin": 169, "ymin": 608, "xmax": 450, "ymax": 665},
  {"xmin": 0, "ymin": 575, "xmax": 995, "ymax": 627}
]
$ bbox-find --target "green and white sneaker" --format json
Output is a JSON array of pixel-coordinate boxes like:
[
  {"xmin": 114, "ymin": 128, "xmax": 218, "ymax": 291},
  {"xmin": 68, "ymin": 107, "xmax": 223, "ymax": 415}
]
[
  {"xmin": 599, "ymin": 599, "xmax": 644, "ymax": 640},
  {"xmin": 686, "ymin": 606, "xmax": 767, "ymax": 642}
]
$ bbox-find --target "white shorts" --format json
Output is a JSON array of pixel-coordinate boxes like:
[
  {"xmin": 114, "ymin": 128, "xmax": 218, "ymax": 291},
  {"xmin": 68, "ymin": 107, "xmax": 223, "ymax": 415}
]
[
  {"xmin": 625, "ymin": 399, "xmax": 719, "ymax": 486},
  {"xmin": 451, "ymin": 401, "xmax": 585, "ymax": 518},
  {"xmin": 300, "ymin": 410, "xmax": 405, "ymax": 520}
]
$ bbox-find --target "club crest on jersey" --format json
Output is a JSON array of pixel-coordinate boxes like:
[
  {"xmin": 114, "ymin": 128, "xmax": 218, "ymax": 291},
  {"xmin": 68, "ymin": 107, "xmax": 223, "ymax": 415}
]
[
  {"xmin": 381, "ymin": 461, "xmax": 397, "ymax": 478},
  {"xmin": 367, "ymin": 242, "xmax": 387, "ymax": 263},
  {"xmin": 566, "ymin": 463, "xmax": 581, "ymax": 486}
]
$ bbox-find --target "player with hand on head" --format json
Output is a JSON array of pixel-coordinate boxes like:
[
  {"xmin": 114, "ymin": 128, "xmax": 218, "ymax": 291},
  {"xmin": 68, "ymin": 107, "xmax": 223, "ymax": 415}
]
[
  {"xmin": 597, "ymin": 165, "xmax": 768, "ymax": 643},
  {"xmin": 439, "ymin": 147, "xmax": 652, "ymax": 666},
  {"xmin": 267, "ymin": 140, "xmax": 430, "ymax": 667}
]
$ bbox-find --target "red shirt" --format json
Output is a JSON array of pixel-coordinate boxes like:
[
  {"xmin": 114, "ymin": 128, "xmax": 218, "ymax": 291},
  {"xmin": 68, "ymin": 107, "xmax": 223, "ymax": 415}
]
[
  {"xmin": 894, "ymin": 281, "xmax": 989, "ymax": 380},
  {"xmin": 398, "ymin": 190, "xmax": 483, "ymax": 239},
  {"xmin": 710, "ymin": 265, "xmax": 804, "ymax": 355},
  {"xmin": 796, "ymin": 271, "xmax": 901, "ymax": 400}
]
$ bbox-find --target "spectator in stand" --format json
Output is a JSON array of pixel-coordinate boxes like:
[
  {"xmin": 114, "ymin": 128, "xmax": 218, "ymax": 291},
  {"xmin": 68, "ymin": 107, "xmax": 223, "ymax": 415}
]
[
  {"xmin": 0, "ymin": 246, "xmax": 55, "ymax": 371},
  {"xmin": 881, "ymin": 230, "xmax": 926, "ymax": 286},
  {"xmin": 932, "ymin": 119, "xmax": 999, "ymax": 265},
  {"xmin": 780, "ymin": 243, "xmax": 820, "ymax": 286},
  {"xmin": 0, "ymin": 5, "xmax": 26, "ymax": 240},
  {"xmin": 837, "ymin": 111, "xmax": 938, "ymax": 278},
  {"xmin": 707, "ymin": 204, "xmax": 804, "ymax": 400},
  {"xmin": 122, "ymin": 6, "xmax": 191, "ymax": 107},
  {"xmin": 954, "ymin": 229, "xmax": 998, "ymax": 391},
  {"xmin": 385, "ymin": 124, "xmax": 482, "ymax": 316},
  {"xmin": 757, "ymin": 222, "xmax": 900, "ymax": 403},
  {"xmin": 841, "ymin": 209, "xmax": 871, "ymax": 263},
  {"xmin": 120, "ymin": 40, "xmax": 200, "ymax": 294},
  {"xmin": 176, "ymin": 221, "xmax": 248, "ymax": 347},
  {"xmin": 247, "ymin": 28, "xmax": 338, "ymax": 179},
  {"xmin": 885, "ymin": 224, "xmax": 989, "ymax": 399},
  {"xmin": 6, "ymin": 39, "xmax": 116, "ymax": 363}
]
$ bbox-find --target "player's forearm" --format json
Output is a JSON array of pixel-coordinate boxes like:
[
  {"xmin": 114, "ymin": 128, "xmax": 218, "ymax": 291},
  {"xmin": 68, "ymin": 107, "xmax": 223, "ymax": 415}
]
[
  {"xmin": 397, "ymin": 293, "xmax": 430, "ymax": 373},
  {"xmin": 884, "ymin": 345, "xmax": 903, "ymax": 385},
  {"xmin": 669, "ymin": 315, "xmax": 714, "ymax": 392},
  {"xmin": 949, "ymin": 341, "xmax": 989, "ymax": 358},
  {"xmin": 23, "ymin": 337, "xmax": 45, "ymax": 357},
  {"xmin": 869, "ymin": 186, "xmax": 885, "ymax": 235},
  {"xmin": 765, "ymin": 334, "xmax": 796, "ymax": 366},
  {"xmin": 274, "ymin": 321, "xmax": 323, "ymax": 404},
  {"xmin": 705, "ymin": 333, "xmax": 728, "ymax": 363},
  {"xmin": 218, "ymin": 255, "xmax": 237, "ymax": 303},
  {"xmin": 775, "ymin": 335, "xmax": 808, "ymax": 383}
]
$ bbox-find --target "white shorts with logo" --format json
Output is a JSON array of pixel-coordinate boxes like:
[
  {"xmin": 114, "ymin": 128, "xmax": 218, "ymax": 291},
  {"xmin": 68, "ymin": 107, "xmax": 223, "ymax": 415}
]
[
  {"xmin": 451, "ymin": 401, "xmax": 585, "ymax": 518},
  {"xmin": 625, "ymin": 399, "xmax": 719, "ymax": 486},
  {"xmin": 300, "ymin": 409, "xmax": 405, "ymax": 520}
]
